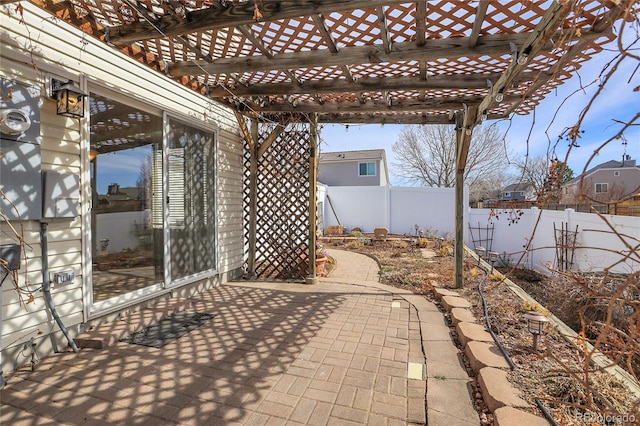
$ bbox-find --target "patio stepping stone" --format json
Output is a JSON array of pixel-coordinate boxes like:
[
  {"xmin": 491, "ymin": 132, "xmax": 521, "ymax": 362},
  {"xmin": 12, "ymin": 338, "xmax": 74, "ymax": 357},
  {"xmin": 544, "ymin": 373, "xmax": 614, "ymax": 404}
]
[
  {"xmin": 433, "ymin": 287, "xmax": 459, "ymax": 300},
  {"xmin": 441, "ymin": 295, "xmax": 472, "ymax": 311},
  {"xmin": 478, "ymin": 367, "xmax": 530, "ymax": 412},
  {"xmin": 450, "ymin": 307, "xmax": 477, "ymax": 325},
  {"xmin": 456, "ymin": 322, "xmax": 494, "ymax": 347},
  {"xmin": 493, "ymin": 406, "xmax": 548, "ymax": 426},
  {"xmin": 465, "ymin": 341, "xmax": 511, "ymax": 373}
]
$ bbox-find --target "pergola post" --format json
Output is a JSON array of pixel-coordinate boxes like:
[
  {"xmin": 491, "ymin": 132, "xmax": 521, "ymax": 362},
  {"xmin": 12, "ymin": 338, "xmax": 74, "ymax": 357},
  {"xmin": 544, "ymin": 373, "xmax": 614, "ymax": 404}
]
[
  {"xmin": 454, "ymin": 105, "xmax": 477, "ymax": 288},
  {"xmin": 247, "ymin": 119, "xmax": 259, "ymax": 278},
  {"xmin": 306, "ymin": 113, "xmax": 319, "ymax": 284}
]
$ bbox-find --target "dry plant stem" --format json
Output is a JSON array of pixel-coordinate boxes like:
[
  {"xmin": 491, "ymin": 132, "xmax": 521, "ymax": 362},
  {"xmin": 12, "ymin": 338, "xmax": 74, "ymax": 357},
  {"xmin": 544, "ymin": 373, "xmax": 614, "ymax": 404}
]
[{"xmin": 0, "ymin": 188, "xmax": 36, "ymax": 307}]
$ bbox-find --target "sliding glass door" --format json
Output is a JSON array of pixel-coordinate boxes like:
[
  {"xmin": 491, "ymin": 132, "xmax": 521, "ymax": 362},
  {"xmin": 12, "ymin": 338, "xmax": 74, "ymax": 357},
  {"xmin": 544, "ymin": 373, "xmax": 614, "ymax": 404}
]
[
  {"xmin": 89, "ymin": 91, "xmax": 164, "ymax": 302},
  {"xmin": 166, "ymin": 117, "xmax": 217, "ymax": 281},
  {"xmin": 87, "ymin": 89, "xmax": 218, "ymax": 307}
]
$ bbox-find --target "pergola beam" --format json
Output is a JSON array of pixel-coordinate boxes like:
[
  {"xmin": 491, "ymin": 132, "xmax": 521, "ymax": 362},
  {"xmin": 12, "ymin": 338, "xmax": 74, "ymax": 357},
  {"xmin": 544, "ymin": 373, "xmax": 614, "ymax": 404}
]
[
  {"xmin": 506, "ymin": 1, "xmax": 627, "ymax": 116},
  {"xmin": 315, "ymin": 113, "xmax": 507, "ymax": 125},
  {"xmin": 241, "ymin": 94, "xmax": 519, "ymax": 114},
  {"xmin": 310, "ymin": 14, "xmax": 364, "ymax": 103},
  {"xmin": 469, "ymin": 2, "xmax": 489, "ymax": 48},
  {"xmin": 206, "ymin": 72, "xmax": 534, "ymax": 97},
  {"xmin": 168, "ymin": 32, "xmax": 554, "ymax": 76},
  {"xmin": 235, "ymin": 25, "xmax": 301, "ymax": 85},
  {"xmin": 477, "ymin": 0, "xmax": 578, "ymax": 125},
  {"xmin": 376, "ymin": 6, "xmax": 393, "ymax": 54},
  {"xmin": 109, "ymin": 0, "xmax": 411, "ymax": 44}
]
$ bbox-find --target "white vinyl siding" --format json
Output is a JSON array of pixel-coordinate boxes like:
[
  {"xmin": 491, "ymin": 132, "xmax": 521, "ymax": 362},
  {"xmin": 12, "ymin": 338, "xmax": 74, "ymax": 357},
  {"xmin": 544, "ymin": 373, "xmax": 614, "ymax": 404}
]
[{"xmin": 1, "ymin": 2, "xmax": 243, "ymax": 376}]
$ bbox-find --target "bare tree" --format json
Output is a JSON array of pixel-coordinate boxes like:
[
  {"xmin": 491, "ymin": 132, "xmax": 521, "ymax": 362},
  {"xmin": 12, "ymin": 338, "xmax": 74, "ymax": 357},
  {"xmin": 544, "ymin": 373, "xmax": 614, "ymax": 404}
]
[
  {"xmin": 391, "ymin": 123, "xmax": 512, "ymax": 201},
  {"xmin": 514, "ymin": 155, "xmax": 574, "ymax": 202}
]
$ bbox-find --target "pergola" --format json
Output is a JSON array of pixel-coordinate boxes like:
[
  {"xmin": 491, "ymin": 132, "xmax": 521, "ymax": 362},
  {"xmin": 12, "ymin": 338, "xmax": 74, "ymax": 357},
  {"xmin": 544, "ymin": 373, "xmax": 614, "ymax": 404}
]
[{"xmin": 18, "ymin": 0, "xmax": 632, "ymax": 285}]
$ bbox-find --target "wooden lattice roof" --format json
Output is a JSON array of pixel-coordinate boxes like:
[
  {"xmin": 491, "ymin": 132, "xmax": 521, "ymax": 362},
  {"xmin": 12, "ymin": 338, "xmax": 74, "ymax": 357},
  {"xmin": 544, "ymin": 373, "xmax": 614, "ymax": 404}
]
[{"xmin": 25, "ymin": 0, "xmax": 633, "ymax": 125}]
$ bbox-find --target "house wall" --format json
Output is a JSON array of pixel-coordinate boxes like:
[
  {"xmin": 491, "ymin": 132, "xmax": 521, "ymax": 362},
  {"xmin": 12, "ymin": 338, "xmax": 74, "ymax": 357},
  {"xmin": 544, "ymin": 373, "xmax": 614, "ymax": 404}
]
[
  {"xmin": 466, "ymin": 208, "xmax": 639, "ymax": 274},
  {"xmin": 563, "ymin": 167, "xmax": 640, "ymax": 203},
  {"xmin": 323, "ymin": 186, "xmax": 466, "ymax": 237},
  {"xmin": 318, "ymin": 159, "xmax": 382, "ymax": 186},
  {"xmin": 0, "ymin": 3, "xmax": 243, "ymax": 375}
]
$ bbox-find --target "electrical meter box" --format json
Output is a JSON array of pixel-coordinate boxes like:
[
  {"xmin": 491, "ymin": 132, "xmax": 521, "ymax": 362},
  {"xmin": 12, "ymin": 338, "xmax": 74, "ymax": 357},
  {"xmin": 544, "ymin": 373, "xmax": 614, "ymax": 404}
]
[
  {"xmin": 0, "ymin": 78, "xmax": 42, "ymax": 221},
  {"xmin": 42, "ymin": 171, "xmax": 80, "ymax": 218}
]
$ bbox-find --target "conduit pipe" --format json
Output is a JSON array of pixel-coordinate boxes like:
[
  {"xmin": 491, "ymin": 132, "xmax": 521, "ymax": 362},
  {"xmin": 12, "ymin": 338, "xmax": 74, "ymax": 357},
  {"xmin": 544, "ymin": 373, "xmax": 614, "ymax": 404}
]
[{"xmin": 40, "ymin": 222, "xmax": 79, "ymax": 353}]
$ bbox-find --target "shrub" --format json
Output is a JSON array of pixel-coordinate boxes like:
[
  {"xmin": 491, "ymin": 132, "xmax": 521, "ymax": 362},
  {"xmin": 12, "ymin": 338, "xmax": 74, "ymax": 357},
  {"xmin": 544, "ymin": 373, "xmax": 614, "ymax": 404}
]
[
  {"xmin": 345, "ymin": 241, "xmax": 363, "ymax": 250},
  {"xmin": 392, "ymin": 240, "xmax": 409, "ymax": 249},
  {"xmin": 350, "ymin": 230, "xmax": 362, "ymax": 237}
]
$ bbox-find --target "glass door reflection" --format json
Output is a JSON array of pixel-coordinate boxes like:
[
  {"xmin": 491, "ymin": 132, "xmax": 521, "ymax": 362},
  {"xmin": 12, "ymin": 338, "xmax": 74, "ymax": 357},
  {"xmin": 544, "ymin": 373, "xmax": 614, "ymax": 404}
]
[{"xmin": 90, "ymin": 92, "xmax": 164, "ymax": 302}]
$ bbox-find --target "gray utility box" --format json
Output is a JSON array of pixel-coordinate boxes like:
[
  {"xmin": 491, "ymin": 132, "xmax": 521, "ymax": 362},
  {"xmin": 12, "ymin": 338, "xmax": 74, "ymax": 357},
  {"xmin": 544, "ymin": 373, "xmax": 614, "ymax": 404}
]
[
  {"xmin": 42, "ymin": 171, "xmax": 80, "ymax": 218},
  {"xmin": 0, "ymin": 78, "xmax": 42, "ymax": 221}
]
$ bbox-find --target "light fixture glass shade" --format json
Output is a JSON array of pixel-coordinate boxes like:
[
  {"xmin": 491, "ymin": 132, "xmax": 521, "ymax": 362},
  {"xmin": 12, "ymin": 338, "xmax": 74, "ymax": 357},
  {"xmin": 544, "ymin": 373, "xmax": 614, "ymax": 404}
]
[
  {"xmin": 54, "ymin": 81, "xmax": 86, "ymax": 118},
  {"xmin": 523, "ymin": 311, "xmax": 549, "ymax": 335}
]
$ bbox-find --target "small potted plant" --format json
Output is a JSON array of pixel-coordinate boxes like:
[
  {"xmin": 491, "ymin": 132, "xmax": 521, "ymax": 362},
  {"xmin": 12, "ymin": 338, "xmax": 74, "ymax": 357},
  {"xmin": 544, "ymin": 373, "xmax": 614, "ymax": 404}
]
[{"xmin": 316, "ymin": 243, "xmax": 328, "ymax": 277}]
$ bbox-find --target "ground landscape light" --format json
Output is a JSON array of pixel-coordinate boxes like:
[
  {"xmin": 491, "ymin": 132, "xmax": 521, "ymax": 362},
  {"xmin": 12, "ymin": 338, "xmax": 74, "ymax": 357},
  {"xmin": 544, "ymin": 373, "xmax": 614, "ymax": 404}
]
[
  {"xmin": 523, "ymin": 311, "xmax": 550, "ymax": 352},
  {"xmin": 476, "ymin": 246, "xmax": 486, "ymax": 265},
  {"xmin": 488, "ymin": 251, "xmax": 499, "ymax": 274}
]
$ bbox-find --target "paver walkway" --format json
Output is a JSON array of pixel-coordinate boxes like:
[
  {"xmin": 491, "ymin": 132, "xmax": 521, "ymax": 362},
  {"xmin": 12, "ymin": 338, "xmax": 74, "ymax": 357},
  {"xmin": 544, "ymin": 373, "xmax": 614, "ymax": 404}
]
[{"xmin": 0, "ymin": 249, "xmax": 478, "ymax": 425}]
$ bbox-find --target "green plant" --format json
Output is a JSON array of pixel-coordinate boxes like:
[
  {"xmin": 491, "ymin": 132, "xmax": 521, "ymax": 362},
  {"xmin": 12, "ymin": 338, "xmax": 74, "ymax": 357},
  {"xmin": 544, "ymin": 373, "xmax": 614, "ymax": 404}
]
[
  {"xmin": 391, "ymin": 250, "xmax": 403, "ymax": 258},
  {"xmin": 434, "ymin": 374, "xmax": 447, "ymax": 381},
  {"xmin": 345, "ymin": 241, "xmax": 363, "ymax": 250},
  {"xmin": 392, "ymin": 240, "xmax": 409, "ymax": 249},
  {"xmin": 402, "ymin": 276, "xmax": 422, "ymax": 287}
]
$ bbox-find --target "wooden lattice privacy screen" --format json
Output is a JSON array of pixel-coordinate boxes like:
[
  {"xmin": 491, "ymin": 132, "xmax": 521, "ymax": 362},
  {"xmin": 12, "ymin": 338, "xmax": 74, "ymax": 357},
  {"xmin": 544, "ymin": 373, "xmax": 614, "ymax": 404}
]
[{"xmin": 243, "ymin": 121, "xmax": 312, "ymax": 280}]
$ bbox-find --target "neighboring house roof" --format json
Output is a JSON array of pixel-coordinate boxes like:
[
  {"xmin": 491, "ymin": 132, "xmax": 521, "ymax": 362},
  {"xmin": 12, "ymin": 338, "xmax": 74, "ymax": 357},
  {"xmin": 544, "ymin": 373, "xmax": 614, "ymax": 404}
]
[
  {"xmin": 319, "ymin": 149, "xmax": 390, "ymax": 185},
  {"xmin": 503, "ymin": 183, "xmax": 533, "ymax": 192},
  {"xmin": 565, "ymin": 158, "xmax": 638, "ymax": 185},
  {"xmin": 319, "ymin": 149, "xmax": 386, "ymax": 162}
]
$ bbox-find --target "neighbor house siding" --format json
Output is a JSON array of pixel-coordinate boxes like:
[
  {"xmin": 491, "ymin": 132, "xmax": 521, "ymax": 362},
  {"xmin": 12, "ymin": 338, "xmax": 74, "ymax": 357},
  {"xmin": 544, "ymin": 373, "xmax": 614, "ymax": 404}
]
[
  {"xmin": 319, "ymin": 160, "xmax": 382, "ymax": 186},
  {"xmin": 1, "ymin": 3, "xmax": 243, "ymax": 374}
]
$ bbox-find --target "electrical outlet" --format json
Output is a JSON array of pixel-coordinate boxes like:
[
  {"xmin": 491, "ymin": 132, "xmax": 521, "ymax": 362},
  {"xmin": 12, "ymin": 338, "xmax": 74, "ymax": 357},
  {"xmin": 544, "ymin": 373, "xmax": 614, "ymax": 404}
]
[{"xmin": 52, "ymin": 270, "xmax": 74, "ymax": 285}]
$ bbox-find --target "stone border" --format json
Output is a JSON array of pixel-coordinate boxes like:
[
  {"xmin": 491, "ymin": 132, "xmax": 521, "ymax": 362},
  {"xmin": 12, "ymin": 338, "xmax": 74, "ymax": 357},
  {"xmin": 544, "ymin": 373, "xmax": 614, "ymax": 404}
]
[
  {"xmin": 433, "ymin": 287, "xmax": 549, "ymax": 425},
  {"xmin": 466, "ymin": 247, "xmax": 640, "ymax": 399}
]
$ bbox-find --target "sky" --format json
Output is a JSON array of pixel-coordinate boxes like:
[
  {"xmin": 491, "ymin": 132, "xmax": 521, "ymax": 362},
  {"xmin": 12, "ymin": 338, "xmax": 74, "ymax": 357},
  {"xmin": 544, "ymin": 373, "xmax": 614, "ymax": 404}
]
[{"xmin": 318, "ymin": 34, "xmax": 640, "ymax": 187}]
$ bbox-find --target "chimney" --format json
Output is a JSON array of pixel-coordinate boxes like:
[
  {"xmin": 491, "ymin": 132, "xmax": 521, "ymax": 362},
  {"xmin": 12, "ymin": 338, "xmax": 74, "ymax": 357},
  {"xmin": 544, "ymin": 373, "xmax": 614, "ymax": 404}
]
[
  {"xmin": 622, "ymin": 155, "xmax": 636, "ymax": 167},
  {"xmin": 108, "ymin": 183, "xmax": 120, "ymax": 195}
]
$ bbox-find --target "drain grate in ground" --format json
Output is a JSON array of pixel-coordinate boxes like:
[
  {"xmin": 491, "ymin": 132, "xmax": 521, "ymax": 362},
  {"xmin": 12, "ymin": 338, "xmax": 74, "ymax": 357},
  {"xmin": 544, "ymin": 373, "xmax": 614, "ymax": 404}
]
[{"xmin": 119, "ymin": 312, "xmax": 214, "ymax": 348}]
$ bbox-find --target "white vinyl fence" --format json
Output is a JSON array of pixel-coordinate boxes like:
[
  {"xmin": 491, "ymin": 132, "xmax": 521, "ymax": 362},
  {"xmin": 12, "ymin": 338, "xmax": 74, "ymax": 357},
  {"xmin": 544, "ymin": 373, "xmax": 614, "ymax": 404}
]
[
  {"xmin": 467, "ymin": 207, "xmax": 638, "ymax": 274},
  {"xmin": 320, "ymin": 186, "xmax": 467, "ymax": 238},
  {"xmin": 319, "ymin": 186, "xmax": 639, "ymax": 274}
]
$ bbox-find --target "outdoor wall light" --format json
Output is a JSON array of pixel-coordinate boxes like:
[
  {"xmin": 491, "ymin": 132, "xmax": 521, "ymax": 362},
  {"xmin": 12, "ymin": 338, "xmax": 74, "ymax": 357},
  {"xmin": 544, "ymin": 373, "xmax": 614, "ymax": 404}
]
[
  {"xmin": 475, "ymin": 246, "xmax": 486, "ymax": 265},
  {"xmin": 53, "ymin": 80, "xmax": 87, "ymax": 118},
  {"xmin": 495, "ymin": 90, "xmax": 504, "ymax": 103},
  {"xmin": 523, "ymin": 311, "xmax": 550, "ymax": 351}
]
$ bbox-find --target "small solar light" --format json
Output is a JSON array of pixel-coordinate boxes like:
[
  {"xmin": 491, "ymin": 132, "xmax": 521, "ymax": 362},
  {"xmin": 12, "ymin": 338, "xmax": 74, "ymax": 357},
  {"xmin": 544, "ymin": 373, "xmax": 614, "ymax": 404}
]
[
  {"xmin": 488, "ymin": 251, "xmax": 499, "ymax": 274},
  {"xmin": 475, "ymin": 246, "xmax": 486, "ymax": 265},
  {"xmin": 523, "ymin": 311, "xmax": 550, "ymax": 351}
]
